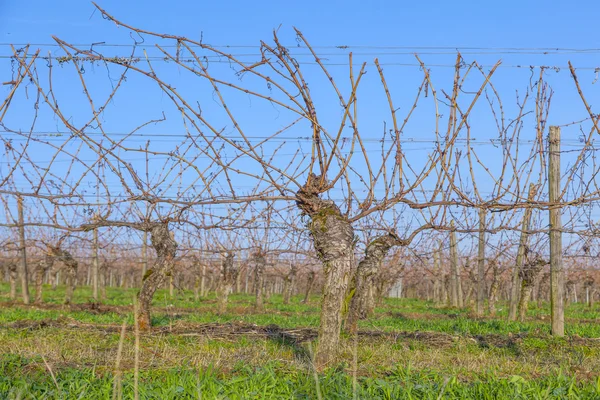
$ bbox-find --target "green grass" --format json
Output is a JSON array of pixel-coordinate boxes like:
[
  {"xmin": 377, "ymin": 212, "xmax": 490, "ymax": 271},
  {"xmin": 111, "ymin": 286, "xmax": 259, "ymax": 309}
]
[
  {"xmin": 1, "ymin": 283, "xmax": 599, "ymax": 399},
  {"xmin": 2, "ymin": 355, "xmax": 599, "ymax": 399}
]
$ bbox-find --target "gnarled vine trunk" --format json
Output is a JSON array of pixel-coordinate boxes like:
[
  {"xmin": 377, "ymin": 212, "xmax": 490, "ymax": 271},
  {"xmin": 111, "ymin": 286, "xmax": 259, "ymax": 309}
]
[
  {"xmin": 297, "ymin": 175, "xmax": 355, "ymax": 364},
  {"xmin": 137, "ymin": 224, "xmax": 177, "ymax": 330},
  {"xmin": 47, "ymin": 246, "xmax": 78, "ymax": 305},
  {"xmin": 216, "ymin": 253, "xmax": 237, "ymax": 315},
  {"xmin": 584, "ymin": 279, "xmax": 595, "ymax": 308},
  {"xmin": 7, "ymin": 261, "xmax": 18, "ymax": 300},
  {"xmin": 517, "ymin": 258, "xmax": 546, "ymax": 322},
  {"xmin": 509, "ymin": 184, "xmax": 539, "ymax": 321},
  {"xmin": 302, "ymin": 271, "xmax": 315, "ymax": 304},
  {"xmin": 346, "ymin": 234, "xmax": 398, "ymax": 334},
  {"xmin": 488, "ymin": 260, "xmax": 499, "ymax": 316},
  {"xmin": 282, "ymin": 264, "xmax": 297, "ymax": 305},
  {"xmin": 253, "ymin": 250, "xmax": 266, "ymax": 312},
  {"xmin": 34, "ymin": 252, "xmax": 54, "ymax": 303}
]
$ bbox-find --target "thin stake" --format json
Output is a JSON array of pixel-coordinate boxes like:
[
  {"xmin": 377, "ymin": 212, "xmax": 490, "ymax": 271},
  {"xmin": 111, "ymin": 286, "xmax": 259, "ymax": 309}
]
[{"xmin": 112, "ymin": 319, "xmax": 127, "ymax": 400}]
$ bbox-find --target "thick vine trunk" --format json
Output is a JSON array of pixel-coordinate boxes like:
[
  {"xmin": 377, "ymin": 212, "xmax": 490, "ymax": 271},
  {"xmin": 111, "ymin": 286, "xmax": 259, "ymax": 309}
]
[
  {"xmin": 8, "ymin": 261, "xmax": 18, "ymax": 300},
  {"xmin": 441, "ymin": 274, "xmax": 448, "ymax": 305},
  {"xmin": 283, "ymin": 264, "xmax": 297, "ymax": 305},
  {"xmin": 47, "ymin": 246, "xmax": 79, "ymax": 305},
  {"xmin": 34, "ymin": 254, "xmax": 54, "ymax": 304},
  {"xmin": 137, "ymin": 224, "xmax": 177, "ymax": 330},
  {"xmin": 297, "ymin": 175, "xmax": 355, "ymax": 364},
  {"xmin": 346, "ymin": 234, "xmax": 398, "ymax": 334},
  {"xmin": 216, "ymin": 253, "xmax": 237, "ymax": 315},
  {"xmin": 488, "ymin": 261, "xmax": 499, "ymax": 316},
  {"xmin": 584, "ymin": 279, "xmax": 595, "ymax": 308},
  {"xmin": 517, "ymin": 258, "xmax": 545, "ymax": 322},
  {"xmin": 302, "ymin": 271, "xmax": 315, "ymax": 304},
  {"xmin": 253, "ymin": 250, "xmax": 266, "ymax": 312},
  {"xmin": 509, "ymin": 184, "xmax": 538, "ymax": 321}
]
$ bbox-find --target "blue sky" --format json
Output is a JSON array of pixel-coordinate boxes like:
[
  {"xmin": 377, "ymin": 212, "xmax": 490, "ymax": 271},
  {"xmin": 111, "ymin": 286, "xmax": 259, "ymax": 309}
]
[
  {"xmin": 1, "ymin": 0, "xmax": 599, "ymax": 253},
  {"xmin": 1, "ymin": 0, "xmax": 596, "ymax": 50}
]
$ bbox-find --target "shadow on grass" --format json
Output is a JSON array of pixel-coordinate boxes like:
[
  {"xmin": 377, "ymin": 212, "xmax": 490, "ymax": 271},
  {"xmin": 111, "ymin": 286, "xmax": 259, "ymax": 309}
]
[{"xmin": 263, "ymin": 324, "xmax": 316, "ymax": 363}]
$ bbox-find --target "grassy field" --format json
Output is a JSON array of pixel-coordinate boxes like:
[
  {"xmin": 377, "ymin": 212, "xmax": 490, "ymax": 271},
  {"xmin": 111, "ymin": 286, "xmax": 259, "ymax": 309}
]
[{"xmin": 1, "ymin": 284, "xmax": 599, "ymax": 399}]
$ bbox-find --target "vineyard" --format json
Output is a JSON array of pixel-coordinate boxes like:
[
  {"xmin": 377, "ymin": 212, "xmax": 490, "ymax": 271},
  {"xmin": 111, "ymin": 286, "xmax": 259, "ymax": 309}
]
[{"xmin": 1, "ymin": 3, "xmax": 600, "ymax": 399}]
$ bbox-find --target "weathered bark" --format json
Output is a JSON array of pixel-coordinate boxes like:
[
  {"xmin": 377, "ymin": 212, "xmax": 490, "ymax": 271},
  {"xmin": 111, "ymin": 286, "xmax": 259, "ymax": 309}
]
[
  {"xmin": 297, "ymin": 175, "xmax": 355, "ymax": 364},
  {"xmin": 282, "ymin": 264, "xmax": 297, "ymax": 305},
  {"xmin": 441, "ymin": 274, "xmax": 448, "ymax": 305},
  {"xmin": 100, "ymin": 260, "xmax": 108, "ymax": 301},
  {"xmin": 137, "ymin": 224, "xmax": 177, "ymax": 330},
  {"xmin": 216, "ymin": 253, "xmax": 237, "ymax": 314},
  {"xmin": 537, "ymin": 272, "xmax": 549, "ymax": 308},
  {"xmin": 517, "ymin": 257, "xmax": 546, "ymax": 322},
  {"xmin": 8, "ymin": 261, "xmax": 18, "ymax": 300},
  {"xmin": 508, "ymin": 185, "xmax": 539, "ymax": 321},
  {"xmin": 302, "ymin": 271, "xmax": 315, "ymax": 304},
  {"xmin": 17, "ymin": 197, "xmax": 31, "ymax": 304},
  {"xmin": 52, "ymin": 270, "xmax": 59, "ymax": 289},
  {"xmin": 584, "ymin": 279, "xmax": 595, "ymax": 308},
  {"xmin": 92, "ymin": 228, "xmax": 99, "ymax": 301},
  {"xmin": 34, "ymin": 252, "xmax": 54, "ymax": 303},
  {"xmin": 194, "ymin": 275, "xmax": 200, "ymax": 301},
  {"xmin": 477, "ymin": 209, "xmax": 486, "ymax": 316},
  {"xmin": 346, "ymin": 234, "xmax": 398, "ymax": 334},
  {"xmin": 488, "ymin": 260, "xmax": 499, "ymax": 316},
  {"xmin": 465, "ymin": 285, "xmax": 474, "ymax": 306},
  {"xmin": 46, "ymin": 245, "xmax": 79, "ymax": 305},
  {"xmin": 264, "ymin": 278, "xmax": 273, "ymax": 302},
  {"xmin": 449, "ymin": 226, "xmax": 460, "ymax": 307},
  {"xmin": 200, "ymin": 264, "xmax": 206, "ymax": 297},
  {"xmin": 548, "ymin": 126, "xmax": 565, "ymax": 337},
  {"xmin": 253, "ymin": 250, "xmax": 266, "ymax": 312},
  {"xmin": 433, "ymin": 245, "xmax": 442, "ymax": 305},
  {"xmin": 63, "ymin": 259, "xmax": 78, "ymax": 304},
  {"xmin": 235, "ymin": 268, "xmax": 243, "ymax": 294}
]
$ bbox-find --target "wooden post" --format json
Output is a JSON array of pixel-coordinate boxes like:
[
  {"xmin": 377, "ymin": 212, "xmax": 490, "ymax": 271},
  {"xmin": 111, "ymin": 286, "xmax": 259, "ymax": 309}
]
[
  {"xmin": 141, "ymin": 231, "xmax": 148, "ymax": 284},
  {"xmin": 433, "ymin": 245, "xmax": 441, "ymax": 304},
  {"xmin": 200, "ymin": 264, "xmax": 206, "ymax": 297},
  {"xmin": 508, "ymin": 183, "xmax": 539, "ymax": 321},
  {"xmin": 449, "ymin": 223, "xmax": 459, "ymax": 307},
  {"xmin": 92, "ymin": 227, "xmax": 99, "ymax": 301},
  {"xmin": 548, "ymin": 126, "xmax": 565, "ymax": 336},
  {"xmin": 477, "ymin": 209, "xmax": 486, "ymax": 316},
  {"xmin": 17, "ymin": 197, "xmax": 30, "ymax": 304}
]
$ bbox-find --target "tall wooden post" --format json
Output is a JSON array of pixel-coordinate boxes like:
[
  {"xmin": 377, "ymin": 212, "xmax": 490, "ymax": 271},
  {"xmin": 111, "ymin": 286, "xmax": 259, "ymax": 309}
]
[
  {"xmin": 17, "ymin": 197, "xmax": 30, "ymax": 304},
  {"xmin": 477, "ymin": 209, "xmax": 486, "ymax": 316},
  {"xmin": 200, "ymin": 264, "xmax": 206, "ymax": 297},
  {"xmin": 449, "ymin": 222, "xmax": 459, "ymax": 307},
  {"xmin": 141, "ymin": 231, "xmax": 148, "ymax": 284},
  {"xmin": 548, "ymin": 126, "xmax": 565, "ymax": 336},
  {"xmin": 433, "ymin": 245, "xmax": 441, "ymax": 304},
  {"xmin": 92, "ymin": 227, "xmax": 99, "ymax": 301}
]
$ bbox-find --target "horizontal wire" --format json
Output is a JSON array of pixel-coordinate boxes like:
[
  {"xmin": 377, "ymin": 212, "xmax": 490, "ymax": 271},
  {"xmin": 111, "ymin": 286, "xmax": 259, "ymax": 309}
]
[
  {"xmin": 5, "ymin": 43, "xmax": 600, "ymax": 52},
  {"xmin": 1, "ymin": 54, "xmax": 600, "ymax": 70}
]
